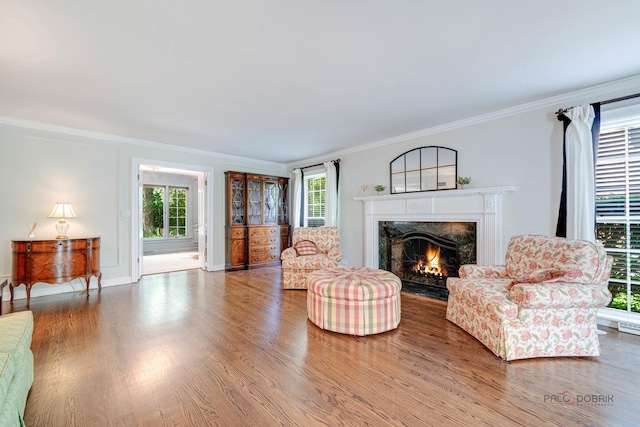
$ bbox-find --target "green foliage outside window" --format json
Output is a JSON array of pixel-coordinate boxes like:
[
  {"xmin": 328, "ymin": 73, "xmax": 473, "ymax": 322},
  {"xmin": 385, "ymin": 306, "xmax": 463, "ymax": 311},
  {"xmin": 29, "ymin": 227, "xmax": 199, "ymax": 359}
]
[
  {"xmin": 609, "ymin": 289, "xmax": 640, "ymax": 312},
  {"xmin": 168, "ymin": 188, "xmax": 187, "ymax": 237},
  {"xmin": 595, "ymin": 123, "xmax": 640, "ymax": 313},
  {"xmin": 143, "ymin": 186, "xmax": 165, "ymax": 238},
  {"xmin": 597, "ymin": 223, "xmax": 640, "ymax": 313},
  {"xmin": 595, "ymin": 179, "xmax": 639, "ymax": 310},
  {"xmin": 306, "ymin": 176, "xmax": 326, "ymax": 225},
  {"xmin": 143, "ymin": 185, "xmax": 188, "ymax": 238}
]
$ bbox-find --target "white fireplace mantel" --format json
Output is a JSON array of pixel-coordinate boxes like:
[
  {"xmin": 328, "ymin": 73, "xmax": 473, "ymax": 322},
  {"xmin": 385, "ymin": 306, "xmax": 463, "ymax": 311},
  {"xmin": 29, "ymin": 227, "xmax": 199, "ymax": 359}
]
[{"xmin": 354, "ymin": 186, "xmax": 516, "ymax": 268}]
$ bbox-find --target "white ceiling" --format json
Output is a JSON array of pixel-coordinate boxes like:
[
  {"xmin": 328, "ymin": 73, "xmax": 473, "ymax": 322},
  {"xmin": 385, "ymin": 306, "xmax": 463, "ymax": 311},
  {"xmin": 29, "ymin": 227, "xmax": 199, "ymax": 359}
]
[{"xmin": 2, "ymin": 1, "xmax": 640, "ymax": 164}]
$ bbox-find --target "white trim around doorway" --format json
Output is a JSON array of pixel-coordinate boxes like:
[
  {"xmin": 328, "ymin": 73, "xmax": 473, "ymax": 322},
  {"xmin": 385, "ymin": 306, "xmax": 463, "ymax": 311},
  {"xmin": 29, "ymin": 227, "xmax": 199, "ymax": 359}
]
[{"xmin": 131, "ymin": 158, "xmax": 215, "ymax": 281}]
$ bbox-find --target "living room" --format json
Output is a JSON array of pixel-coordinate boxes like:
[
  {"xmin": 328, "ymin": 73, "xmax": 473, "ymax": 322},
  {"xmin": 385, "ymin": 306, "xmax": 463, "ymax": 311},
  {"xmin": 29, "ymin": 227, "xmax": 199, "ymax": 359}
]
[{"xmin": 2, "ymin": 1, "xmax": 640, "ymax": 425}]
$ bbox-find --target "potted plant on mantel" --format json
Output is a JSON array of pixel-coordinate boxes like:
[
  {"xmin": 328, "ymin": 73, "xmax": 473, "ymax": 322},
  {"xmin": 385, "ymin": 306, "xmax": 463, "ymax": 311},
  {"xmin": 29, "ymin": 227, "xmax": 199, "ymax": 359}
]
[
  {"xmin": 374, "ymin": 185, "xmax": 386, "ymax": 195},
  {"xmin": 457, "ymin": 177, "xmax": 471, "ymax": 189}
]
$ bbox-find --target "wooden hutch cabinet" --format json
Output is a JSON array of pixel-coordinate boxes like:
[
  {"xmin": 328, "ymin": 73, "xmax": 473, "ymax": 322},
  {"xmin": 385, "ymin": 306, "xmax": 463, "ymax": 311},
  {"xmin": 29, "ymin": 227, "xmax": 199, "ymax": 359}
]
[{"xmin": 225, "ymin": 171, "xmax": 290, "ymax": 270}]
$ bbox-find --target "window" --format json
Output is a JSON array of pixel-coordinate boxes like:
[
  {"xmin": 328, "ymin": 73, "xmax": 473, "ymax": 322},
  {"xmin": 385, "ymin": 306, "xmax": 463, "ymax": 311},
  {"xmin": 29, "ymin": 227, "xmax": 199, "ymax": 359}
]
[
  {"xmin": 304, "ymin": 174, "xmax": 326, "ymax": 227},
  {"xmin": 143, "ymin": 185, "xmax": 189, "ymax": 238},
  {"xmin": 168, "ymin": 187, "xmax": 188, "ymax": 237},
  {"xmin": 596, "ymin": 105, "xmax": 640, "ymax": 313}
]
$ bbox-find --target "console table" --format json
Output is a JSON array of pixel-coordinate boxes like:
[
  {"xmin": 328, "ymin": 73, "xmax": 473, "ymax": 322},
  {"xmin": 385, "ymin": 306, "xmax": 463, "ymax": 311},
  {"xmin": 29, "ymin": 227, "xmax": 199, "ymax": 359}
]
[{"xmin": 10, "ymin": 237, "xmax": 102, "ymax": 302}]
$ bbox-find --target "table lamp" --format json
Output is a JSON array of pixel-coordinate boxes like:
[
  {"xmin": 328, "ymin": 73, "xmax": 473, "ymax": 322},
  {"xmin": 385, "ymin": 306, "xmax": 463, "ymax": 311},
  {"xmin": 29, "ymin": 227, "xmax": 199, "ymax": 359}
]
[{"xmin": 47, "ymin": 202, "xmax": 77, "ymax": 239}]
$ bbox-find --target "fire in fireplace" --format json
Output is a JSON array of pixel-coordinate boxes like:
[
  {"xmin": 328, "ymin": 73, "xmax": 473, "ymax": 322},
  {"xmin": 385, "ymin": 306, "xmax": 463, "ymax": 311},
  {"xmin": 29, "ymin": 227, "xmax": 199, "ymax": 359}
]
[
  {"xmin": 379, "ymin": 221, "xmax": 476, "ymax": 300},
  {"xmin": 412, "ymin": 245, "xmax": 444, "ymax": 276}
]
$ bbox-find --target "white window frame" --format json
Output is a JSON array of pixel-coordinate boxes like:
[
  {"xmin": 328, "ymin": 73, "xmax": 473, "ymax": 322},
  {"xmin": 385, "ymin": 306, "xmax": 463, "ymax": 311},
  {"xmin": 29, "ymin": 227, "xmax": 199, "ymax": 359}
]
[
  {"xmin": 596, "ymin": 103, "xmax": 640, "ymax": 316},
  {"xmin": 167, "ymin": 186, "xmax": 189, "ymax": 238},
  {"xmin": 143, "ymin": 184, "xmax": 191, "ymax": 239},
  {"xmin": 303, "ymin": 173, "xmax": 326, "ymax": 227}
]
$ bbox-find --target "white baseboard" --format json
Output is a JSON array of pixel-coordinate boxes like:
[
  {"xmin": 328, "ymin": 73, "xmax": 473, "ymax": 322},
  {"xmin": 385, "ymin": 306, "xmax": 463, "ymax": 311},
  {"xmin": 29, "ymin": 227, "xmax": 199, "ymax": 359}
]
[
  {"xmin": 597, "ymin": 307, "xmax": 640, "ymax": 335},
  {"xmin": 618, "ymin": 322, "xmax": 640, "ymax": 336},
  {"xmin": 2, "ymin": 275, "xmax": 135, "ymax": 301}
]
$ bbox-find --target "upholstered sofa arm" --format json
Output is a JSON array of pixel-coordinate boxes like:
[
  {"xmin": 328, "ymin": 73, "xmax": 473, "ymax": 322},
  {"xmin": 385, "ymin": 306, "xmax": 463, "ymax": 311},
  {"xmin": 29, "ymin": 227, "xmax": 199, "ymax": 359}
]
[
  {"xmin": 280, "ymin": 247, "xmax": 298, "ymax": 261},
  {"xmin": 327, "ymin": 246, "xmax": 342, "ymax": 262},
  {"xmin": 459, "ymin": 264, "xmax": 509, "ymax": 279},
  {"xmin": 509, "ymin": 282, "xmax": 612, "ymax": 310},
  {"xmin": 447, "ymin": 277, "xmax": 519, "ymax": 321}
]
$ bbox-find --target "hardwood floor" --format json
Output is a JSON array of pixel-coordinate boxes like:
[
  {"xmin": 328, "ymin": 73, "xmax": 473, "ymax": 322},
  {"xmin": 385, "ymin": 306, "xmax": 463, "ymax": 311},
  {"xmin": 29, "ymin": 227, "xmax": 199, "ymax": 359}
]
[{"xmin": 4, "ymin": 267, "xmax": 640, "ymax": 426}]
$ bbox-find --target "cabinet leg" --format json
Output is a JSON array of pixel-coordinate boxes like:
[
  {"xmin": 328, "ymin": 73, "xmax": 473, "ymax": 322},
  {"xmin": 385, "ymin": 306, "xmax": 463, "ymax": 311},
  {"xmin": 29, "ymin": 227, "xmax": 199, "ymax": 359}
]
[
  {"xmin": 9, "ymin": 283, "xmax": 14, "ymax": 302},
  {"xmin": 85, "ymin": 274, "xmax": 102, "ymax": 296}
]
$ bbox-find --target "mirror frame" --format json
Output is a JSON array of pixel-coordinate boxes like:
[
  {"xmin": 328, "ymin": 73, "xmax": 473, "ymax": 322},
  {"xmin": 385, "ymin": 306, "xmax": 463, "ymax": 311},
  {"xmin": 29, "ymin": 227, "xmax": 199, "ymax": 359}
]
[{"xmin": 389, "ymin": 146, "xmax": 458, "ymax": 194}]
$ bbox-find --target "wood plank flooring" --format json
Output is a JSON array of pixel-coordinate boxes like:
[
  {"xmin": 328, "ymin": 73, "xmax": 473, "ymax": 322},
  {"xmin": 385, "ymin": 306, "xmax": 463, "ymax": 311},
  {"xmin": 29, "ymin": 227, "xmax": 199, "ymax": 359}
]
[{"xmin": 4, "ymin": 267, "xmax": 640, "ymax": 426}]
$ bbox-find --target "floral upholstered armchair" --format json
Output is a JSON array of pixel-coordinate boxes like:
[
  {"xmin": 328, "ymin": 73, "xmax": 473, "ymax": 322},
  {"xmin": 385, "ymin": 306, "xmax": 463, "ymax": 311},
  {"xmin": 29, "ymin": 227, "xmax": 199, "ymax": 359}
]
[
  {"xmin": 280, "ymin": 226, "xmax": 342, "ymax": 289},
  {"xmin": 446, "ymin": 234, "xmax": 613, "ymax": 361}
]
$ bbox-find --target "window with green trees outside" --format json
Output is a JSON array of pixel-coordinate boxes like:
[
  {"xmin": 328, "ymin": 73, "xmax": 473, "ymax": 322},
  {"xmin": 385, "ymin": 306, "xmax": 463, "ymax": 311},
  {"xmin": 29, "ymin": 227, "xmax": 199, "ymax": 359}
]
[
  {"xmin": 596, "ymin": 106, "xmax": 640, "ymax": 313},
  {"xmin": 143, "ymin": 185, "xmax": 188, "ymax": 238},
  {"xmin": 305, "ymin": 174, "xmax": 326, "ymax": 227}
]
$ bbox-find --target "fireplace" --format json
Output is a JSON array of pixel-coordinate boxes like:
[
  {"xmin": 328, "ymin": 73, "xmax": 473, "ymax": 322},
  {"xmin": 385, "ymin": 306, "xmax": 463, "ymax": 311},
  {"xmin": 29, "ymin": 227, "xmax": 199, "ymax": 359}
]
[
  {"xmin": 379, "ymin": 221, "xmax": 476, "ymax": 300},
  {"xmin": 355, "ymin": 185, "xmax": 514, "ymax": 300}
]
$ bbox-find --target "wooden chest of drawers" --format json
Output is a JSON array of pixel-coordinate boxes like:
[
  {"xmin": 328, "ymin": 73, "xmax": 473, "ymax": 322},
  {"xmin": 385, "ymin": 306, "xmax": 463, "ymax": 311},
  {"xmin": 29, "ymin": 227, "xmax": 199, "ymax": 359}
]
[
  {"xmin": 247, "ymin": 226, "xmax": 282, "ymax": 267},
  {"xmin": 10, "ymin": 237, "xmax": 102, "ymax": 302}
]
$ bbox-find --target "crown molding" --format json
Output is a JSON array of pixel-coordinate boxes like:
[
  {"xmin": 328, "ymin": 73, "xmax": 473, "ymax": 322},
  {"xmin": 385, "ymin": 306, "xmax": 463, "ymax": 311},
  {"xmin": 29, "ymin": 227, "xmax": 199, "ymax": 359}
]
[
  {"xmin": 287, "ymin": 74, "xmax": 640, "ymax": 169},
  {"xmin": 0, "ymin": 116, "xmax": 285, "ymax": 167},
  {"xmin": 3, "ymin": 73, "xmax": 640, "ymax": 171}
]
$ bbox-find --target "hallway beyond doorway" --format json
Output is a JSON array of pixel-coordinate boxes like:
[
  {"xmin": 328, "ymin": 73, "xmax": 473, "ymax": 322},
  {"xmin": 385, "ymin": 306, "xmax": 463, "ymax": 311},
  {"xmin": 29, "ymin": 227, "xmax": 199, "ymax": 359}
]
[{"xmin": 143, "ymin": 251, "xmax": 199, "ymax": 275}]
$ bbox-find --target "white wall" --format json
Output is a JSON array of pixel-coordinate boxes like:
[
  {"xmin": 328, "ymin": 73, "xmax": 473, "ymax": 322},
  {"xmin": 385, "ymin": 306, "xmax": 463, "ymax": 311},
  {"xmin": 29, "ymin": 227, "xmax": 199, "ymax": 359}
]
[
  {"xmin": 289, "ymin": 77, "xmax": 640, "ymax": 269},
  {"xmin": 3, "ymin": 76, "xmax": 640, "ymax": 301},
  {"xmin": 335, "ymin": 109, "xmax": 560, "ymax": 267},
  {"xmin": 0, "ymin": 123, "xmax": 286, "ymax": 299}
]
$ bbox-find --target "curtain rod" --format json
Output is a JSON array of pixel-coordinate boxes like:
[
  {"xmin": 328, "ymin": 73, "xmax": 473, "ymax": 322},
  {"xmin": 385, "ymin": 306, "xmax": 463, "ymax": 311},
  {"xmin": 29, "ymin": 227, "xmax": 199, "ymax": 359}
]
[
  {"xmin": 298, "ymin": 158, "xmax": 341, "ymax": 170},
  {"xmin": 555, "ymin": 92, "xmax": 640, "ymax": 115}
]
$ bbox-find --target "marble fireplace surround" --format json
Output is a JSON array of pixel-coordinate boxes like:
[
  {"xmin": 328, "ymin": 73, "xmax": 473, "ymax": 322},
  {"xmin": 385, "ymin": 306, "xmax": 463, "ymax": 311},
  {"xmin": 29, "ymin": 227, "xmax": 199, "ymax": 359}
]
[{"xmin": 355, "ymin": 186, "xmax": 515, "ymax": 269}]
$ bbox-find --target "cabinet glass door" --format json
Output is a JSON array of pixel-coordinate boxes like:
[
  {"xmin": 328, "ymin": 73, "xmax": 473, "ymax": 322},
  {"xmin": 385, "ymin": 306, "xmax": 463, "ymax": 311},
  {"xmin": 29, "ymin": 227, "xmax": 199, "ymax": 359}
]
[
  {"xmin": 278, "ymin": 181, "xmax": 288, "ymax": 224},
  {"xmin": 247, "ymin": 179, "xmax": 262, "ymax": 224},
  {"xmin": 230, "ymin": 178, "xmax": 245, "ymax": 224},
  {"xmin": 263, "ymin": 180, "xmax": 277, "ymax": 224}
]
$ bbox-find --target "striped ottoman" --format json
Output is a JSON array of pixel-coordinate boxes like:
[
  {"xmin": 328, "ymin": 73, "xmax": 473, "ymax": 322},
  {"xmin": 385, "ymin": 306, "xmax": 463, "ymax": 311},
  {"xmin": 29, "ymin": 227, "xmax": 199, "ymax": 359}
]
[{"xmin": 307, "ymin": 267, "xmax": 402, "ymax": 336}]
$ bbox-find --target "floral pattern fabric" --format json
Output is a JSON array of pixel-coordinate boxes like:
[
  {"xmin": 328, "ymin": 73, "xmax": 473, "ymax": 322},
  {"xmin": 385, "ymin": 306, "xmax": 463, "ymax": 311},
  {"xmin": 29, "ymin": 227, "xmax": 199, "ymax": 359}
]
[
  {"xmin": 509, "ymin": 282, "xmax": 612, "ymax": 310},
  {"xmin": 504, "ymin": 234, "xmax": 608, "ymax": 284},
  {"xmin": 515, "ymin": 268, "xmax": 567, "ymax": 283},
  {"xmin": 281, "ymin": 226, "xmax": 342, "ymax": 289},
  {"xmin": 459, "ymin": 265, "xmax": 509, "ymax": 279},
  {"xmin": 446, "ymin": 234, "xmax": 613, "ymax": 361}
]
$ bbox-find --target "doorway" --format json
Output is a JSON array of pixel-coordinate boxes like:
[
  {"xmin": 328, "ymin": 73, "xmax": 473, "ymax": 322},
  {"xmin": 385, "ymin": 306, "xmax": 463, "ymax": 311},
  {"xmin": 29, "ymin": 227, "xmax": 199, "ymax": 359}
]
[{"xmin": 132, "ymin": 159, "xmax": 214, "ymax": 281}]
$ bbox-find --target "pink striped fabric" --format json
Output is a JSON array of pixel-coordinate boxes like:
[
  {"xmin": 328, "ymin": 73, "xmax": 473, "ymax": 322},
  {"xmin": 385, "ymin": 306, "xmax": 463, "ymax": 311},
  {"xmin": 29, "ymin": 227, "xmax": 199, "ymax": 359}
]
[{"xmin": 307, "ymin": 267, "xmax": 401, "ymax": 336}]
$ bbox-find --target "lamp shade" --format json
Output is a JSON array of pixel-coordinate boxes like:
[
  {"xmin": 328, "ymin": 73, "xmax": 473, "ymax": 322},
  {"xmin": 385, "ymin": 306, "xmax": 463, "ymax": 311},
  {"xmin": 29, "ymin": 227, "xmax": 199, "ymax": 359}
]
[{"xmin": 47, "ymin": 203, "xmax": 77, "ymax": 219}]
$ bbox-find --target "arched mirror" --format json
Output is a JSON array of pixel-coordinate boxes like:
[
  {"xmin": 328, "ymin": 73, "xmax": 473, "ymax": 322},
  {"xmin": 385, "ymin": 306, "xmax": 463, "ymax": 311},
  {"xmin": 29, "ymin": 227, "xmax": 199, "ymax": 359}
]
[{"xmin": 390, "ymin": 146, "xmax": 457, "ymax": 194}]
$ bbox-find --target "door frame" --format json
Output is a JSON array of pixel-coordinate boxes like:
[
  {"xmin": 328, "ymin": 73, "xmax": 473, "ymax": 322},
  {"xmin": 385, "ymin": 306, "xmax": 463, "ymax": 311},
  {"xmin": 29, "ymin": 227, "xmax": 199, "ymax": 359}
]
[{"xmin": 131, "ymin": 158, "xmax": 215, "ymax": 281}]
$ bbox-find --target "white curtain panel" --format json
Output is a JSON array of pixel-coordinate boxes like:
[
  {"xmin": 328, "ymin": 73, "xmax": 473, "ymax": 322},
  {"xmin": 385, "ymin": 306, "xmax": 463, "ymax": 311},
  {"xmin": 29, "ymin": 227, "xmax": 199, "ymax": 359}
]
[
  {"xmin": 565, "ymin": 104, "xmax": 596, "ymax": 242},
  {"xmin": 291, "ymin": 168, "xmax": 302, "ymax": 230},
  {"xmin": 324, "ymin": 161, "xmax": 338, "ymax": 227}
]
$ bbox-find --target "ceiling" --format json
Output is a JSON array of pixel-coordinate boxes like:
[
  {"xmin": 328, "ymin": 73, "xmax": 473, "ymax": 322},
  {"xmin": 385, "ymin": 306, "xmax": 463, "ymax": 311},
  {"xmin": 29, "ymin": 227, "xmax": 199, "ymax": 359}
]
[{"xmin": 2, "ymin": 1, "xmax": 640, "ymax": 164}]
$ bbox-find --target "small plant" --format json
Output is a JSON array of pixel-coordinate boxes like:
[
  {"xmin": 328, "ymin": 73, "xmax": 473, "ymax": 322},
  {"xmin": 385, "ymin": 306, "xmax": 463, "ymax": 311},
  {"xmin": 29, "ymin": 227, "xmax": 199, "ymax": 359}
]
[
  {"xmin": 374, "ymin": 185, "xmax": 386, "ymax": 193},
  {"xmin": 457, "ymin": 176, "xmax": 471, "ymax": 185}
]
